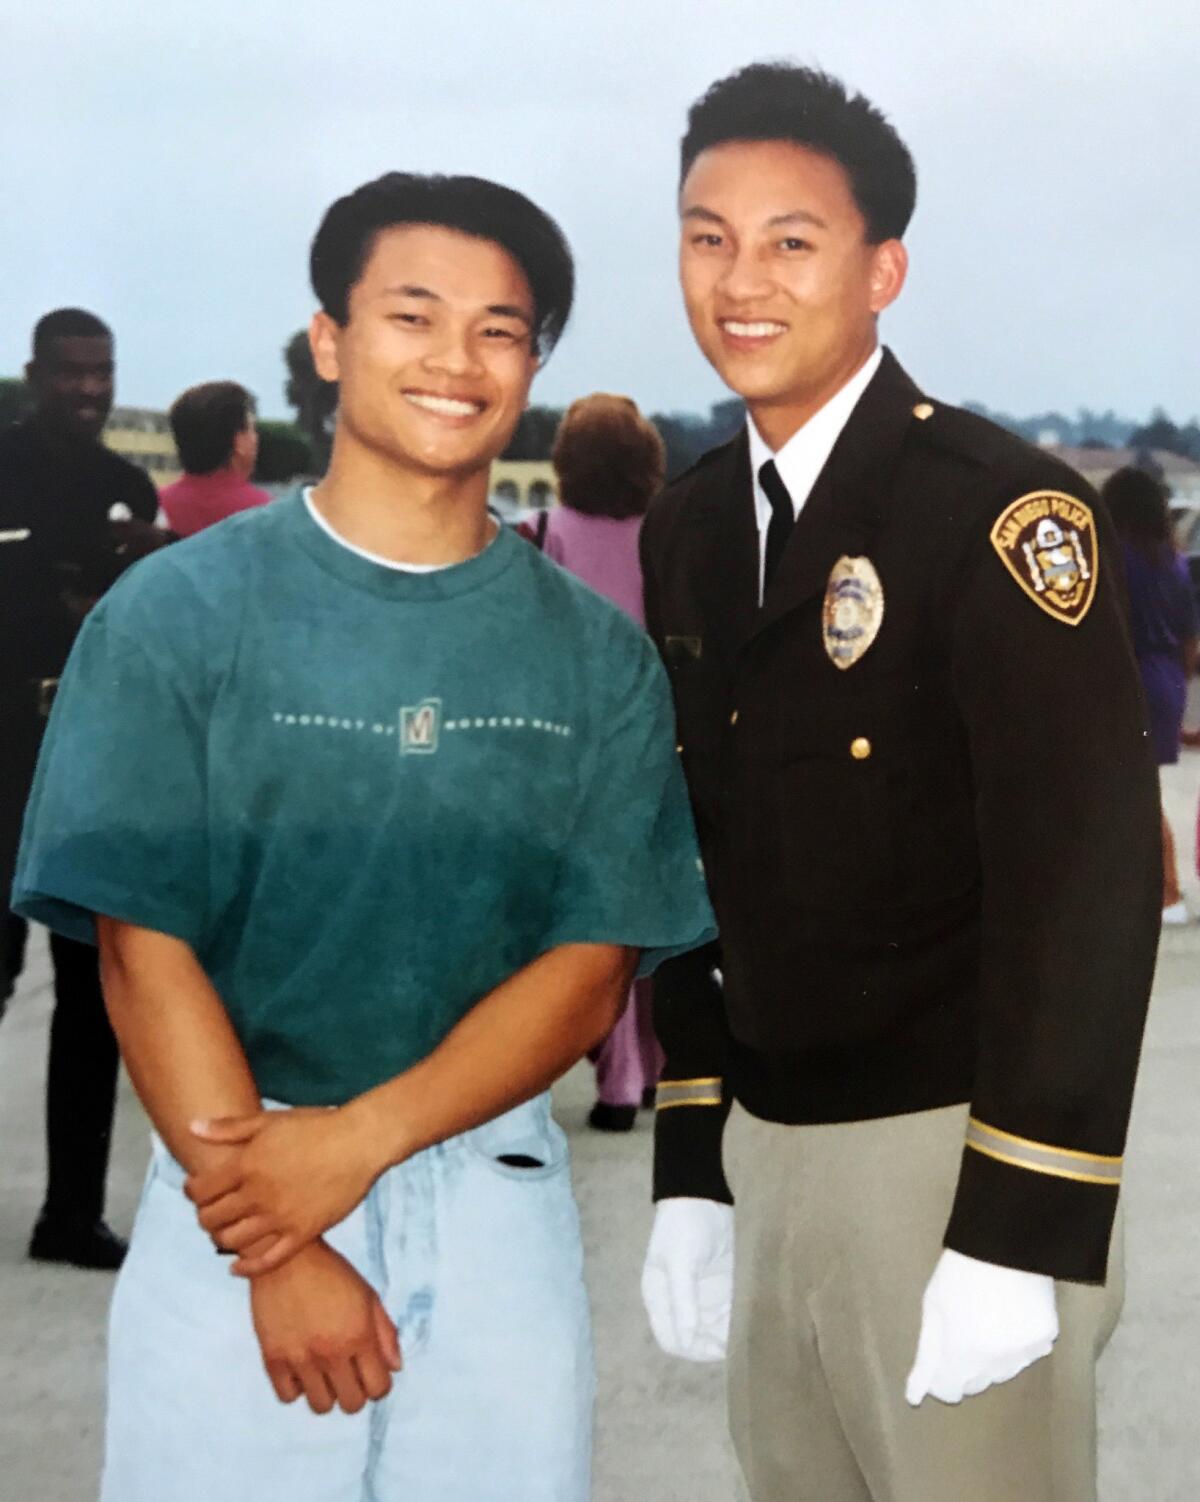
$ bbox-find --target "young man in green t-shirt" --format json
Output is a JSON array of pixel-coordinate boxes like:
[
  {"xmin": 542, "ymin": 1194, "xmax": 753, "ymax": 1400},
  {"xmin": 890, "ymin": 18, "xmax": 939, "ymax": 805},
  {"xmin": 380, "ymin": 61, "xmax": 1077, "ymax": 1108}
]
[{"xmin": 14, "ymin": 173, "xmax": 716, "ymax": 1501}]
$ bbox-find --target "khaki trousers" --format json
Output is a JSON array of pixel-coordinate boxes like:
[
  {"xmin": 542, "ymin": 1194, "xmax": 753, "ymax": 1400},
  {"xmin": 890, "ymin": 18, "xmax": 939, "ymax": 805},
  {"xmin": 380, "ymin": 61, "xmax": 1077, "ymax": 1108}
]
[{"xmin": 724, "ymin": 1102, "xmax": 1123, "ymax": 1502}]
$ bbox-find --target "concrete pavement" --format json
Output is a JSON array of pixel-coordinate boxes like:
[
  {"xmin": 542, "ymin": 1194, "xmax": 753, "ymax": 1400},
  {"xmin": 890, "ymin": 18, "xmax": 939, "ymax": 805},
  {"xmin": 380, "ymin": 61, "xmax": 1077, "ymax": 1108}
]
[{"xmin": 4, "ymin": 760, "xmax": 1200, "ymax": 1499}]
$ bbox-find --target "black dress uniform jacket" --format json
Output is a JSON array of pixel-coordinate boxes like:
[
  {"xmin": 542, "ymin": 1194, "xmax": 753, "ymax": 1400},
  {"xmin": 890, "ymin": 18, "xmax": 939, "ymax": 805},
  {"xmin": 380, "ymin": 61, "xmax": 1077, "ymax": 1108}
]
[
  {"xmin": 645, "ymin": 350, "xmax": 1160, "ymax": 1284},
  {"xmin": 0, "ymin": 418, "xmax": 158, "ymax": 884}
]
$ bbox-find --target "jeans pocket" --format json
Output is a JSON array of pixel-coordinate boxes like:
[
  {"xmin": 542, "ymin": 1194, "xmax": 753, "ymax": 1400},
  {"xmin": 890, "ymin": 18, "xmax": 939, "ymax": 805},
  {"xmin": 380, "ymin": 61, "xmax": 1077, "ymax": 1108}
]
[
  {"xmin": 464, "ymin": 1096, "xmax": 569, "ymax": 1182},
  {"xmin": 148, "ymin": 1131, "xmax": 188, "ymax": 1191}
]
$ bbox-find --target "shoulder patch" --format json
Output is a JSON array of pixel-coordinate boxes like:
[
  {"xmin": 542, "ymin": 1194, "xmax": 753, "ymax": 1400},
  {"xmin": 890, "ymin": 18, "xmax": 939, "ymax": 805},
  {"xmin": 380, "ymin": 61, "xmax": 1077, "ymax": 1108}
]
[{"xmin": 989, "ymin": 491, "xmax": 1098, "ymax": 626}]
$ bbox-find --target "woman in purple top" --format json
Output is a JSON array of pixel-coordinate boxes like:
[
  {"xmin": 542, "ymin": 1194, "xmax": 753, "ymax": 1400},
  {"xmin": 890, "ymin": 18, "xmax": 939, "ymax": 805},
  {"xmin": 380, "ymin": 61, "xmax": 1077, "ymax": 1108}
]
[
  {"xmin": 1104, "ymin": 466, "xmax": 1199, "ymax": 921},
  {"xmin": 546, "ymin": 393, "xmax": 667, "ymax": 1128}
]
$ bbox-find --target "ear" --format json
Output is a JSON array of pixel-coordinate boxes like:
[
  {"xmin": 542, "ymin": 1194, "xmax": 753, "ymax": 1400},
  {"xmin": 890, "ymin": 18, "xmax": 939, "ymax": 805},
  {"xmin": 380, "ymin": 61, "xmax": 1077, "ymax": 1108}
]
[
  {"xmin": 309, "ymin": 311, "xmax": 341, "ymax": 384},
  {"xmin": 867, "ymin": 239, "xmax": 908, "ymax": 315},
  {"xmin": 232, "ymin": 420, "xmax": 257, "ymax": 472}
]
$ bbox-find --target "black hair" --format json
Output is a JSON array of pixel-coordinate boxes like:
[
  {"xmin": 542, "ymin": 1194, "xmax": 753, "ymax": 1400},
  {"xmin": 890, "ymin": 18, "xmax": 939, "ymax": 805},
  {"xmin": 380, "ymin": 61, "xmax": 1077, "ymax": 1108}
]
[
  {"xmin": 680, "ymin": 62, "xmax": 917, "ymax": 243},
  {"xmin": 168, "ymin": 380, "xmax": 256, "ymax": 475},
  {"xmin": 1101, "ymin": 465, "xmax": 1174, "ymax": 562},
  {"xmin": 310, "ymin": 172, "xmax": 574, "ymax": 358},
  {"xmin": 31, "ymin": 307, "xmax": 112, "ymax": 361}
]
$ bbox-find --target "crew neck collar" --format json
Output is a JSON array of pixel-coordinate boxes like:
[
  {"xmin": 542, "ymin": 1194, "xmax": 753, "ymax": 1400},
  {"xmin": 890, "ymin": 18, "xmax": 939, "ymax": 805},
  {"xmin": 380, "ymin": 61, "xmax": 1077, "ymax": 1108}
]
[{"xmin": 284, "ymin": 487, "xmax": 518, "ymax": 600}]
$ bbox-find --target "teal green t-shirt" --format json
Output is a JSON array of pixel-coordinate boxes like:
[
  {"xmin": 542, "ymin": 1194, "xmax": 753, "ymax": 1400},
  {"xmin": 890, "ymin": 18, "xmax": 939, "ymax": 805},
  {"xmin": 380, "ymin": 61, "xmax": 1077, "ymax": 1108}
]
[{"xmin": 13, "ymin": 492, "xmax": 716, "ymax": 1106}]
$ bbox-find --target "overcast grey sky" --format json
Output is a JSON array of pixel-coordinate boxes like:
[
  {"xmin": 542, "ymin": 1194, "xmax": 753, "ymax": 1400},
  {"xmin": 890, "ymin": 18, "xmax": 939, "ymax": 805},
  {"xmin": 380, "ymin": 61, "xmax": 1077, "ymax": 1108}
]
[{"xmin": 3, "ymin": 0, "xmax": 1197, "ymax": 424}]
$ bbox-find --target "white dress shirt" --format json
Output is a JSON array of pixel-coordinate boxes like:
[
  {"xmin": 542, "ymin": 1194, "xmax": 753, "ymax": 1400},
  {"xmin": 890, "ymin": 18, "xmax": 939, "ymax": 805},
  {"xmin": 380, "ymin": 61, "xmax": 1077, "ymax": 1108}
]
[{"xmin": 746, "ymin": 345, "xmax": 883, "ymax": 600}]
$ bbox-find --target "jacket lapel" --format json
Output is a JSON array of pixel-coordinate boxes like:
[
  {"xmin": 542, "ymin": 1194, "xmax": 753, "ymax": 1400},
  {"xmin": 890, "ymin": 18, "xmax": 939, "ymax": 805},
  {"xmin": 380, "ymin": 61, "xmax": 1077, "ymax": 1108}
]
[{"xmin": 748, "ymin": 349, "xmax": 925, "ymax": 644}]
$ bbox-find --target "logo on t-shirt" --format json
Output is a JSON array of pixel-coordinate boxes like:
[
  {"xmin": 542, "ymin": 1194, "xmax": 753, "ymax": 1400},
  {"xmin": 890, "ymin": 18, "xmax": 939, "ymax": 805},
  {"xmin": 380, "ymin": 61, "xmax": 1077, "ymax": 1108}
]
[{"xmin": 400, "ymin": 698, "xmax": 442, "ymax": 755}]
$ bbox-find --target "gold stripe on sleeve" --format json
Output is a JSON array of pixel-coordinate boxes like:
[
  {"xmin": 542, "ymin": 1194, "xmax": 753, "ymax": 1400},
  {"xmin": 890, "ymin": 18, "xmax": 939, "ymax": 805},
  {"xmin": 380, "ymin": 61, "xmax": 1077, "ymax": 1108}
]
[
  {"xmin": 965, "ymin": 1117, "xmax": 1121, "ymax": 1186},
  {"xmin": 656, "ymin": 1079, "xmax": 723, "ymax": 1110}
]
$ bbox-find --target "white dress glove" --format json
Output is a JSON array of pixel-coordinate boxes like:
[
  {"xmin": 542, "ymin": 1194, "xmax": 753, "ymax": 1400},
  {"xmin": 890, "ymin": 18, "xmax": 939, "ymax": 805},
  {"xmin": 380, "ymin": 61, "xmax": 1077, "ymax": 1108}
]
[
  {"xmin": 641, "ymin": 1197, "xmax": 735, "ymax": 1362},
  {"xmin": 905, "ymin": 1248, "xmax": 1058, "ymax": 1405}
]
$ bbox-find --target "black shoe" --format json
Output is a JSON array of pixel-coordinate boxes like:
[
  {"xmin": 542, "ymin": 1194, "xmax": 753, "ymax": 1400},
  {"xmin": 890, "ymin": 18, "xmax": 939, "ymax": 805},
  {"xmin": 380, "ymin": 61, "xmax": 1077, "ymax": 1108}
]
[
  {"xmin": 588, "ymin": 1102, "xmax": 638, "ymax": 1133},
  {"xmin": 641, "ymin": 1085, "xmax": 658, "ymax": 1110},
  {"xmin": 28, "ymin": 1215, "xmax": 128, "ymax": 1271}
]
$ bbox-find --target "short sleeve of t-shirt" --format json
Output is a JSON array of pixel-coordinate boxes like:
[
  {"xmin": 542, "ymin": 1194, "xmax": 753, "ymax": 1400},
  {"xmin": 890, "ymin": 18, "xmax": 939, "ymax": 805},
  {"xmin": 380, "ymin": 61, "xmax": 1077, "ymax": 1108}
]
[
  {"xmin": 539, "ymin": 629, "xmax": 716, "ymax": 974},
  {"xmin": 12, "ymin": 600, "xmax": 208, "ymax": 946}
]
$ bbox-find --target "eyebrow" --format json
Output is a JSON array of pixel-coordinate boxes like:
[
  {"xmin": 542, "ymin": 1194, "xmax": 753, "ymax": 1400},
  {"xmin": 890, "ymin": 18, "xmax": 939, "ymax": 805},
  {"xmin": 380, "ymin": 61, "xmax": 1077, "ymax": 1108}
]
[
  {"xmin": 383, "ymin": 283, "xmax": 440, "ymax": 300},
  {"xmin": 381, "ymin": 284, "xmax": 533, "ymax": 326},
  {"xmin": 485, "ymin": 303, "xmax": 533, "ymax": 327},
  {"xmin": 766, "ymin": 209, "xmax": 828, "ymax": 231},
  {"xmin": 681, "ymin": 206, "xmax": 829, "ymax": 231}
]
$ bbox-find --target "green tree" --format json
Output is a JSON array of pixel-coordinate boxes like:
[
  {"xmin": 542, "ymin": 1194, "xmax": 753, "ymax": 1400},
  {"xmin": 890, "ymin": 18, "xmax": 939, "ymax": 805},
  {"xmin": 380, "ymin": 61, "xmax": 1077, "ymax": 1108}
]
[
  {"xmin": 255, "ymin": 420, "xmax": 314, "ymax": 484},
  {"xmin": 1128, "ymin": 409, "xmax": 1198, "ymax": 460},
  {"xmin": 283, "ymin": 332, "xmax": 336, "ymax": 471},
  {"xmin": 0, "ymin": 376, "xmax": 30, "ymax": 428}
]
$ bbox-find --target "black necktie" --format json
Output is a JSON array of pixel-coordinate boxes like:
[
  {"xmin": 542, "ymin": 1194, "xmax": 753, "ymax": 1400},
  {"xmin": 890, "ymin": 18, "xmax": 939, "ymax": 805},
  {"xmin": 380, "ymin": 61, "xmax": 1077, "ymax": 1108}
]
[{"xmin": 759, "ymin": 459, "xmax": 794, "ymax": 594}]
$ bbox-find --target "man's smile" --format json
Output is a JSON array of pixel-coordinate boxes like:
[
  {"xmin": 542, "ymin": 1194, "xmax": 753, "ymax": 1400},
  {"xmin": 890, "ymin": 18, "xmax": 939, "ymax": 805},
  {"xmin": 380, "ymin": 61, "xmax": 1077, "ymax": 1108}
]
[
  {"xmin": 716, "ymin": 318, "xmax": 789, "ymax": 350},
  {"xmin": 402, "ymin": 390, "xmax": 488, "ymax": 420}
]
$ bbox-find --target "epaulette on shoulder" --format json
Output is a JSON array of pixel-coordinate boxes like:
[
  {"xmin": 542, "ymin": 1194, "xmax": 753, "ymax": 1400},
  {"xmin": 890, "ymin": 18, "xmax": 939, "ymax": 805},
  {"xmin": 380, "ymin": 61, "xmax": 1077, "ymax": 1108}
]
[
  {"xmin": 907, "ymin": 399, "xmax": 1048, "ymax": 476},
  {"xmin": 908, "ymin": 400, "xmax": 1095, "ymax": 511}
]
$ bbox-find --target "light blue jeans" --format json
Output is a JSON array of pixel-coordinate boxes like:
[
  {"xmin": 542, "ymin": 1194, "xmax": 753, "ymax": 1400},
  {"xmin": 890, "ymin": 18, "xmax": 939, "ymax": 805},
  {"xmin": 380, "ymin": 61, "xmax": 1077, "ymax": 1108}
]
[{"xmin": 101, "ymin": 1094, "xmax": 594, "ymax": 1501}]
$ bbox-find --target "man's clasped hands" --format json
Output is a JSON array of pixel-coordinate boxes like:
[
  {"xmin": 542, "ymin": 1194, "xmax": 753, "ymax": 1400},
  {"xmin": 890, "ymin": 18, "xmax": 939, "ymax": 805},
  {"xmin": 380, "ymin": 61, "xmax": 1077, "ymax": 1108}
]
[{"xmin": 185, "ymin": 1104, "xmax": 399, "ymax": 1417}]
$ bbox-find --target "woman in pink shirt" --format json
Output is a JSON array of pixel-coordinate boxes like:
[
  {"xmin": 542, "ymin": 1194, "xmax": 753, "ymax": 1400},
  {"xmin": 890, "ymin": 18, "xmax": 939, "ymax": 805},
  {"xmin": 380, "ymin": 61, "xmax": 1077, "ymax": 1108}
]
[{"xmin": 546, "ymin": 393, "xmax": 668, "ymax": 1130}]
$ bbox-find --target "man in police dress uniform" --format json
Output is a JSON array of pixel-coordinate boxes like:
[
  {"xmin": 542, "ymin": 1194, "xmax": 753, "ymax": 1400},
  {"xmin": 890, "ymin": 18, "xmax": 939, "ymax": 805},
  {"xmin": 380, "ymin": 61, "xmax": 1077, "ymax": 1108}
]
[
  {"xmin": 639, "ymin": 64, "xmax": 1160, "ymax": 1502},
  {"xmin": 1, "ymin": 308, "xmax": 162, "ymax": 1268}
]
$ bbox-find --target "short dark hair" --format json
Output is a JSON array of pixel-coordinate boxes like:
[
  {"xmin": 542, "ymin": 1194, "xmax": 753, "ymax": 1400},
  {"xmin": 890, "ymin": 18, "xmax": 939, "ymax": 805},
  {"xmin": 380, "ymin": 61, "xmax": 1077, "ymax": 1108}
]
[
  {"xmin": 680, "ymin": 63, "xmax": 917, "ymax": 243},
  {"xmin": 310, "ymin": 172, "xmax": 574, "ymax": 358},
  {"xmin": 169, "ymin": 381, "xmax": 256, "ymax": 475},
  {"xmin": 552, "ymin": 394, "xmax": 666, "ymax": 520},
  {"xmin": 31, "ymin": 307, "xmax": 112, "ymax": 362},
  {"xmin": 1101, "ymin": 466, "xmax": 1173, "ymax": 560}
]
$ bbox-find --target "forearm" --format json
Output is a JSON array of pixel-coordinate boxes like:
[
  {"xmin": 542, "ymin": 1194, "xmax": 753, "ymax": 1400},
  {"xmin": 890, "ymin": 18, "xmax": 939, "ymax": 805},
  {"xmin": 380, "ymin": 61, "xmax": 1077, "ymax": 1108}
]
[
  {"xmin": 350, "ymin": 942, "xmax": 636, "ymax": 1170},
  {"xmin": 97, "ymin": 915, "xmax": 261, "ymax": 1174},
  {"xmin": 651, "ymin": 944, "xmax": 732, "ymax": 1204}
]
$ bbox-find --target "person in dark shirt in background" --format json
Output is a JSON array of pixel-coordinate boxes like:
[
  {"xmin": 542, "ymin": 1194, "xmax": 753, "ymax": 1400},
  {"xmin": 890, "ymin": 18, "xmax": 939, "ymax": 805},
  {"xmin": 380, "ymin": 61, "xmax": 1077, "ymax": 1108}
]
[
  {"xmin": 159, "ymin": 380, "xmax": 270, "ymax": 538},
  {"xmin": 1, "ymin": 306, "xmax": 164, "ymax": 1269},
  {"xmin": 1103, "ymin": 465, "xmax": 1199, "ymax": 924}
]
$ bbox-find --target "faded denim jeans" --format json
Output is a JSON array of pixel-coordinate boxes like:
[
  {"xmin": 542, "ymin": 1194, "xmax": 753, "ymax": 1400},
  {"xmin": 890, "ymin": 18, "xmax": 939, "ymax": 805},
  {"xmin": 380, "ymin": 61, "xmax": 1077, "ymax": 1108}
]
[{"xmin": 101, "ymin": 1094, "xmax": 594, "ymax": 1500}]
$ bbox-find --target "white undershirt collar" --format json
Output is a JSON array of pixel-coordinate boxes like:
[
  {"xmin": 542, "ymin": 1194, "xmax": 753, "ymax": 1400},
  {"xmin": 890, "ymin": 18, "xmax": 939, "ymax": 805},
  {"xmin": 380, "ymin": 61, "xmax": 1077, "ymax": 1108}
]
[{"xmin": 302, "ymin": 488, "xmax": 497, "ymax": 573}]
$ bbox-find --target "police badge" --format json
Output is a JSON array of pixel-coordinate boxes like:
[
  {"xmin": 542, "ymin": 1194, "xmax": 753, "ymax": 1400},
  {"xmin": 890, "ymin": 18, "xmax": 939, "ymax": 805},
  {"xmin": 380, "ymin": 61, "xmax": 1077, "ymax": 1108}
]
[
  {"xmin": 822, "ymin": 556, "xmax": 884, "ymax": 669},
  {"xmin": 989, "ymin": 491, "xmax": 1098, "ymax": 626}
]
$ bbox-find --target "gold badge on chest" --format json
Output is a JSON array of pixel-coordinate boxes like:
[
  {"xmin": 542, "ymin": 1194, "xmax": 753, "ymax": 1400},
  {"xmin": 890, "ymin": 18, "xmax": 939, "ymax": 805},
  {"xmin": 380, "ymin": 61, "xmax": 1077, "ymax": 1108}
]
[{"xmin": 822, "ymin": 556, "xmax": 885, "ymax": 669}]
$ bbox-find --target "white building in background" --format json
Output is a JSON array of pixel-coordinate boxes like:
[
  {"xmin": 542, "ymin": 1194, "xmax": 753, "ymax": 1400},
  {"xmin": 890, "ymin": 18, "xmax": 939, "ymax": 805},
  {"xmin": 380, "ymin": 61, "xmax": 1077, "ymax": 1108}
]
[
  {"xmin": 489, "ymin": 459, "xmax": 557, "ymax": 520},
  {"xmin": 104, "ymin": 406, "xmax": 180, "ymax": 485}
]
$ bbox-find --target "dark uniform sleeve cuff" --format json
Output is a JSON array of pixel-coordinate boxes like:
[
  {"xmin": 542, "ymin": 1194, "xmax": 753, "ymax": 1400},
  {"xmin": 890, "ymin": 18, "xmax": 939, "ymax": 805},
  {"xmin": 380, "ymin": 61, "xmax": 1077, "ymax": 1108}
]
[
  {"xmin": 944, "ymin": 1138, "xmax": 1120, "ymax": 1284},
  {"xmin": 652, "ymin": 1088, "xmax": 733, "ymax": 1205}
]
